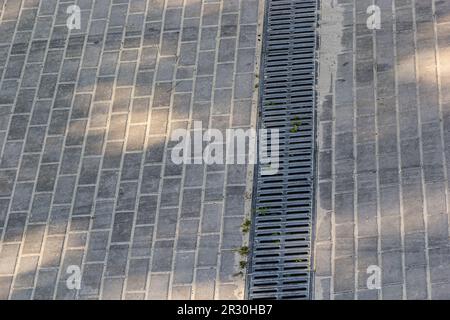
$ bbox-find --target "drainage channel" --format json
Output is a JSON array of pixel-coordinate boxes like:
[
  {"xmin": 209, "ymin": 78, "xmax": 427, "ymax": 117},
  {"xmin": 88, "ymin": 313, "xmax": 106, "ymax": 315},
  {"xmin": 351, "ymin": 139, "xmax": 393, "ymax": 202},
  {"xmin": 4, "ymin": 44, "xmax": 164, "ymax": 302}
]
[{"xmin": 247, "ymin": 0, "xmax": 319, "ymax": 300}]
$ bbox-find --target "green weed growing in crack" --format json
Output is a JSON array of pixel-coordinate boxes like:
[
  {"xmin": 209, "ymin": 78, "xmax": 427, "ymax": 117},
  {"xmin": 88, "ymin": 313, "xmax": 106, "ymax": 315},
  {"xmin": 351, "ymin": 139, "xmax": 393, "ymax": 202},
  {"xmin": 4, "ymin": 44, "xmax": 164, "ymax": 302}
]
[
  {"xmin": 255, "ymin": 207, "xmax": 268, "ymax": 216},
  {"xmin": 233, "ymin": 246, "xmax": 250, "ymax": 277},
  {"xmin": 290, "ymin": 124, "xmax": 299, "ymax": 133},
  {"xmin": 233, "ymin": 261, "xmax": 247, "ymax": 277},
  {"xmin": 241, "ymin": 218, "xmax": 251, "ymax": 233},
  {"xmin": 235, "ymin": 246, "xmax": 249, "ymax": 256},
  {"xmin": 290, "ymin": 116, "xmax": 302, "ymax": 133}
]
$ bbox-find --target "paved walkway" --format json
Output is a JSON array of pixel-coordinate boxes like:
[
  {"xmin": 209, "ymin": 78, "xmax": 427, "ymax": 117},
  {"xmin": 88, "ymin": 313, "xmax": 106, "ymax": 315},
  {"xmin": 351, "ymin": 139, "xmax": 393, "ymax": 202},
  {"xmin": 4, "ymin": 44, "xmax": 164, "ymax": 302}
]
[
  {"xmin": 0, "ymin": 0, "xmax": 262, "ymax": 299},
  {"xmin": 315, "ymin": 0, "xmax": 450, "ymax": 299}
]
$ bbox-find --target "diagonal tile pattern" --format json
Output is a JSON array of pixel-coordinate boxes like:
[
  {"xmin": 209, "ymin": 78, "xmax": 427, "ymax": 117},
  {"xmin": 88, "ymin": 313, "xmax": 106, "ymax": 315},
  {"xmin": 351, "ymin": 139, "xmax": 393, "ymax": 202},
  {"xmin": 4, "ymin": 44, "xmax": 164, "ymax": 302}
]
[
  {"xmin": 0, "ymin": 0, "xmax": 262, "ymax": 300},
  {"xmin": 315, "ymin": 0, "xmax": 450, "ymax": 300}
]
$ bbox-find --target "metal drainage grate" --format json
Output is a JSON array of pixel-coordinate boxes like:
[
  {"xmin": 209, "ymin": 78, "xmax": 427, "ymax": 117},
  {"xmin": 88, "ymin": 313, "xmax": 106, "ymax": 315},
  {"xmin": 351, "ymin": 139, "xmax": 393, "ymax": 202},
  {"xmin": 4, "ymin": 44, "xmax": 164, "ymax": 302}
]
[{"xmin": 248, "ymin": 0, "xmax": 318, "ymax": 300}]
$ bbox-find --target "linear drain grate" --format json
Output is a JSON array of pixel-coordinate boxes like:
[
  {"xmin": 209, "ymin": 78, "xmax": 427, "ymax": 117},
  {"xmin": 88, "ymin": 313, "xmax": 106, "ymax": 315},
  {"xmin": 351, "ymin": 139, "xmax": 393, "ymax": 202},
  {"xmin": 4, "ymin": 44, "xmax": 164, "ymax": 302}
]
[{"xmin": 248, "ymin": 0, "xmax": 318, "ymax": 300}]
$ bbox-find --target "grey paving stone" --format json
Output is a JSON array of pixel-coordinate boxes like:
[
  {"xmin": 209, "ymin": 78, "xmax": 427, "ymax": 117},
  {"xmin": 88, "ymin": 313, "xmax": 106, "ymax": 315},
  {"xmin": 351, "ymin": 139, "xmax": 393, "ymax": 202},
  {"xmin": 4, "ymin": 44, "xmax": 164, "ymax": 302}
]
[
  {"xmin": 40, "ymin": 235, "xmax": 65, "ymax": 268},
  {"xmin": 86, "ymin": 230, "xmax": 110, "ymax": 262},
  {"xmin": 103, "ymin": 141, "xmax": 124, "ymax": 169},
  {"xmin": 149, "ymin": 108, "xmax": 169, "ymax": 134},
  {"xmin": 0, "ymin": 199, "xmax": 10, "ymax": 228},
  {"xmin": 224, "ymin": 185, "xmax": 245, "ymax": 216},
  {"xmin": 173, "ymin": 251, "xmax": 195, "ymax": 284},
  {"xmin": 22, "ymin": 224, "xmax": 45, "ymax": 254},
  {"xmin": 218, "ymin": 38, "xmax": 236, "ymax": 63},
  {"xmin": 152, "ymin": 240, "xmax": 174, "ymax": 272},
  {"xmin": 60, "ymin": 147, "xmax": 82, "ymax": 175},
  {"xmin": 197, "ymin": 234, "xmax": 219, "ymax": 267},
  {"xmin": 432, "ymin": 282, "xmax": 450, "ymax": 300},
  {"xmin": 126, "ymin": 125, "xmax": 146, "ymax": 151},
  {"xmin": 201, "ymin": 202, "xmax": 222, "ymax": 234},
  {"xmin": 176, "ymin": 219, "xmax": 199, "ymax": 251},
  {"xmin": 194, "ymin": 268, "xmax": 216, "ymax": 299},
  {"xmin": 1, "ymin": 141, "xmax": 22, "ymax": 169},
  {"xmin": 80, "ymin": 263, "xmax": 104, "ymax": 296},
  {"xmin": 147, "ymin": 273, "xmax": 169, "ymax": 300},
  {"xmin": 200, "ymin": 26, "xmax": 218, "ymax": 50},
  {"xmin": 126, "ymin": 258, "xmax": 149, "ymax": 291},
  {"xmin": 24, "ymin": 126, "xmax": 46, "ymax": 153},
  {"xmin": 222, "ymin": 217, "xmax": 243, "ymax": 250},
  {"xmin": 233, "ymin": 73, "xmax": 254, "ymax": 100},
  {"xmin": 405, "ymin": 265, "xmax": 428, "ymax": 300},
  {"xmin": 136, "ymin": 195, "xmax": 157, "ymax": 225},
  {"xmin": 171, "ymin": 285, "xmax": 192, "ymax": 299},
  {"xmin": 9, "ymin": 288, "xmax": 33, "ymax": 300},
  {"xmin": 102, "ymin": 277, "xmax": 124, "ymax": 300},
  {"xmin": 221, "ymin": 13, "xmax": 238, "ymax": 37},
  {"xmin": 181, "ymin": 188, "xmax": 202, "ymax": 218},
  {"xmin": 79, "ymin": 157, "xmax": 101, "ymax": 185},
  {"xmin": 116, "ymin": 182, "xmax": 138, "ymax": 211},
  {"xmin": 15, "ymin": 88, "xmax": 35, "ymax": 113},
  {"xmin": 85, "ymin": 129, "xmax": 105, "ymax": 156},
  {"xmin": 92, "ymin": 200, "xmax": 114, "ymax": 230},
  {"xmin": 34, "ymin": 270, "xmax": 58, "ymax": 300},
  {"xmin": 73, "ymin": 186, "xmax": 95, "ymax": 215},
  {"xmin": 131, "ymin": 225, "xmax": 153, "ymax": 258},
  {"xmin": 204, "ymin": 172, "xmax": 224, "ymax": 201},
  {"xmin": 156, "ymin": 207, "xmax": 178, "ymax": 239},
  {"xmin": 239, "ymin": 24, "xmax": 257, "ymax": 48},
  {"xmin": 8, "ymin": 115, "xmax": 29, "ymax": 141},
  {"xmin": 160, "ymin": 178, "xmax": 181, "ymax": 207},
  {"xmin": 111, "ymin": 212, "xmax": 134, "ymax": 243},
  {"xmin": 48, "ymin": 110, "xmax": 69, "ymax": 136},
  {"xmin": 47, "ymin": 206, "xmax": 70, "ymax": 235},
  {"xmin": 0, "ymin": 243, "xmax": 20, "ymax": 275},
  {"xmin": 106, "ymin": 244, "xmax": 129, "ymax": 277},
  {"xmin": 14, "ymin": 255, "xmax": 39, "ymax": 289},
  {"xmin": 197, "ymin": 51, "xmax": 215, "ymax": 76},
  {"xmin": 0, "ymin": 170, "xmax": 16, "ymax": 197},
  {"xmin": 29, "ymin": 193, "xmax": 51, "ymax": 223}
]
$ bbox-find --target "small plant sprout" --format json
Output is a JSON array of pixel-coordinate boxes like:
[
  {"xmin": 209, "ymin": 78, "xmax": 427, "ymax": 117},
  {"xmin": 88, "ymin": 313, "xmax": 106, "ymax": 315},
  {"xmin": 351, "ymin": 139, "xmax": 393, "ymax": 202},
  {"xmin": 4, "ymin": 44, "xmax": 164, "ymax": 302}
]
[
  {"xmin": 255, "ymin": 207, "xmax": 268, "ymax": 216},
  {"xmin": 236, "ymin": 246, "xmax": 249, "ymax": 256},
  {"xmin": 290, "ymin": 124, "xmax": 299, "ymax": 133},
  {"xmin": 241, "ymin": 218, "xmax": 251, "ymax": 233},
  {"xmin": 290, "ymin": 116, "xmax": 302, "ymax": 133}
]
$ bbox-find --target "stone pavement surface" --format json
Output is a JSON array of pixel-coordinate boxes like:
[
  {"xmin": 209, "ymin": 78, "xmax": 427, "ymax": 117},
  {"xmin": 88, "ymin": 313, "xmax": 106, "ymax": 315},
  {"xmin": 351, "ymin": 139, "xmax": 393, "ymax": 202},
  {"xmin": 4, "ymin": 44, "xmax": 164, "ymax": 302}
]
[
  {"xmin": 315, "ymin": 0, "xmax": 450, "ymax": 299},
  {"xmin": 0, "ymin": 0, "xmax": 262, "ymax": 299}
]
